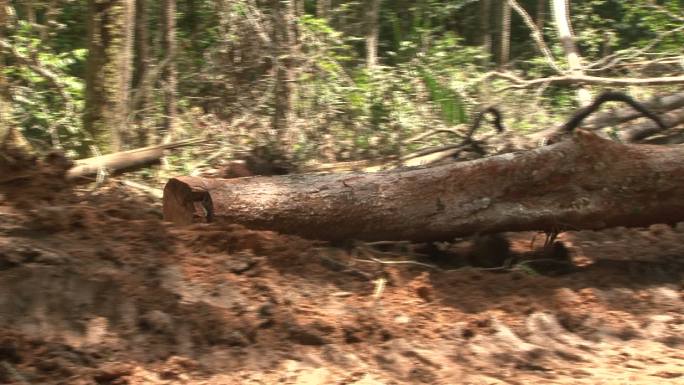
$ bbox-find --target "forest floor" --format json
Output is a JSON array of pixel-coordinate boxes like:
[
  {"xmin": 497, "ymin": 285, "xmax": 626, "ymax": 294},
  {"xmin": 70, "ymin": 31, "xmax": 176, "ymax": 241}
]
[{"xmin": 0, "ymin": 161, "xmax": 683, "ymax": 385}]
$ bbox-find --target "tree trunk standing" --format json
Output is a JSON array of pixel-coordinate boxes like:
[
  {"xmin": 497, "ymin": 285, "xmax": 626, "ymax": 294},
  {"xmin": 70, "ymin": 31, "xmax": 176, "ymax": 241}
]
[
  {"xmin": 270, "ymin": 0, "xmax": 298, "ymax": 157},
  {"xmin": 83, "ymin": 0, "xmax": 135, "ymax": 152},
  {"xmin": 42, "ymin": 0, "xmax": 59, "ymax": 41},
  {"xmin": 479, "ymin": 0, "xmax": 492, "ymax": 66},
  {"xmin": 536, "ymin": 0, "xmax": 545, "ymax": 30},
  {"xmin": 551, "ymin": 0, "xmax": 591, "ymax": 106},
  {"xmin": 0, "ymin": 0, "xmax": 9, "ymax": 145},
  {"xmin": 161, "ymin": 0, "xmax": 178, "ymax": 138},
  {"xmin": 365, "ymin": 0, "xmax": 381, "ymax": 69},
  {"xmin": 133, "ymin": 0, "xmax": 151, "ymax": 145},
  {"xmin": 499, "ymin": 0, "xmax": 511, "ymax": 69},
  {"xmin": 25, "ymin": 0, "xmax": 36, "ymax": 25},
  {"xmin": 294, "ymin": 0, "xmax": 305, "ymax": 17},
  {"xmin": 316, "ymin": 0, "xmax": 330, "ymax": 19},
  {"xmin": 163, "ymin": 132, "xmax": 684, "ymax": 242}
]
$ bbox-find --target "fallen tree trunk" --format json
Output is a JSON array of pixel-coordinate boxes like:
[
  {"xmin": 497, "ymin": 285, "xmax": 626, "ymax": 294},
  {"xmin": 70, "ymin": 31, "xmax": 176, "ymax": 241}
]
[
  {"xmin": 66, "ymin": 138, "xmax": 204, "ymax": 180},
  {"xmin": 163, "ymin": 131, "xmax": 684, "ymax": 242}
]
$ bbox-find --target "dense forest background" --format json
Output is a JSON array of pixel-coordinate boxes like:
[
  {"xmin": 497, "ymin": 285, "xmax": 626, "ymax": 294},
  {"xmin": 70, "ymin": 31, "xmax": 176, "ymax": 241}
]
[{"xmin": 0, "ymin": 0, "xmax": 682, "ymax": 170}]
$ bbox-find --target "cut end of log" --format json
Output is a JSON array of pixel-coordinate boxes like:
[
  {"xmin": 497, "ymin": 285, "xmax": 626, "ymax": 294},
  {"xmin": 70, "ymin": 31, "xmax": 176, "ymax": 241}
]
[{"xmin": 163, "ymin": 177, "xmax": 213, "ymax": 225}]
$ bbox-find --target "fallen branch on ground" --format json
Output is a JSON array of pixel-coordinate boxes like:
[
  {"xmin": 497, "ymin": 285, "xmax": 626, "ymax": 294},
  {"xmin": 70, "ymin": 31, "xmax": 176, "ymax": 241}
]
[{"xmin": 66, "ymin": 138, "xmax": 206, "ymax": 181}]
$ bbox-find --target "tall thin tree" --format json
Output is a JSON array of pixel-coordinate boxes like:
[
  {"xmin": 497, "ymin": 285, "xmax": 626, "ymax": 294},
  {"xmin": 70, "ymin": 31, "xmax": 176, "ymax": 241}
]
[
  {"xmin": 162, "ymin": 0, "xmax": 178, "ymax": 138},
  {"xmin": 271, "ymin": 0, "xmax": 298, "ymax": 156},
  {"xmin": 0, "ymin": 0, "xmax": 9, "ymax": 143},
  {"xmin": 499, "ymin": 0, "xmax": 511, "ymax": 68},
  {"xmin": 133, "ymin": 0, "xmax": 151, "ymax": 144},
  {"xmin": 366, "ymin": 0, "xmax": 381, "ymax": 69},
  {"xmin": 316, "ymin": 0, "xmax": 331, "ymax": 19},
  {"xmin": 480, "ymin": 0, "xmax": 492, "ymax": 66},
  {"xmin": 83, "ymin": 0, "xmax": 135, "ymax": 151},
  {"xmin": 536, "ymin": 0, "xmax": 545, "ymax": 30}
]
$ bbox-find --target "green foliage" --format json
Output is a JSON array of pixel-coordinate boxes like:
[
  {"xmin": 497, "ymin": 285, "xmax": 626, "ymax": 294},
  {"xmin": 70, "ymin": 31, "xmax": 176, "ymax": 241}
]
[
  {"xmin": 4, "ymin": 0, "xmax": 682, "ymax": 164},
  {"xmin": 4, "ymin": 21, "xmax": 86, "ymax": 154},
  {"xmin": 572, "ymin": 0, "xmax": 684, "ymax": 60}
]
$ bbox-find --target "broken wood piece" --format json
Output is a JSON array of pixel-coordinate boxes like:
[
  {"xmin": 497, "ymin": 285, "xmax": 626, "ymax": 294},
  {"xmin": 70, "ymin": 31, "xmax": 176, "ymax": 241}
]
[
  {"xmin": 66, "ymin": 138, "xmax": 205, "ymax": 180},
  {"xmin": 163, "ymin": 131, "xmax": 684, "ymax": 242}
]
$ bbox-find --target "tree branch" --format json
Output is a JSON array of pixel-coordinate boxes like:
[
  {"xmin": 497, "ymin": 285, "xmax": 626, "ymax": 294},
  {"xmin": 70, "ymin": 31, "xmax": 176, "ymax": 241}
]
[
  {"xmin": 586, "ymin": 25, "xmax": 684, "ymax": 73},
  {"xmin": 499, "ymin": 74, "xmax": 684, "ymax": 90},
  {"xmin": 506, "ymin": 0, "xmax": 562, "ymax": 73}
]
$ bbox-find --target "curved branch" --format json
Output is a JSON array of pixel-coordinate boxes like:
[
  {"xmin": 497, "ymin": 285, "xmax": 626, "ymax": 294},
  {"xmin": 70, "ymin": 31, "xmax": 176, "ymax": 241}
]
[{"xmin": 559, "ymin": 92, "xmax": 666, "ymax": 134}]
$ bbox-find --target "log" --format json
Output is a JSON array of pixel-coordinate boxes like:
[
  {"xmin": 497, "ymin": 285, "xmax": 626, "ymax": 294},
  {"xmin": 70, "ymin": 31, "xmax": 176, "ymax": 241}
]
[
  {"xmin": 66, "ymin": 138, "xmax": 205, "ymax": 180},
  {"xmin": 163, "ymin": 131, "xmax": 684, "ymax": 242}
]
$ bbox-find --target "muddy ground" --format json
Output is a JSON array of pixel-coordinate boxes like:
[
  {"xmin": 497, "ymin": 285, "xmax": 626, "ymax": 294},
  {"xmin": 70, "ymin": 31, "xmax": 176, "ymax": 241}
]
[{"xmin": 0, "ymin": 165, "xmax": 682, "ymax": 384}]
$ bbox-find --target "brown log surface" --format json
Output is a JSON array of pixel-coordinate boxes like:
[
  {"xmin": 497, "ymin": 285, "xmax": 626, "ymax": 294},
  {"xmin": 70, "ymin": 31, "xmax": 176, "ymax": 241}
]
[{"xmin": 163, "ymin": 131, "xmax": 684, "ymax": 242}]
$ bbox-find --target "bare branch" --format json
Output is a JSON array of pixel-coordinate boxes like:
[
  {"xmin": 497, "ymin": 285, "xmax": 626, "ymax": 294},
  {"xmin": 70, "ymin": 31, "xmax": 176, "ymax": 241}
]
[
  {"xmin": 586, "ymin": 25, "xmax": 684, "ymax": 72},
  {"xmin": 499, "ymin": 74, "xmax": 684, "ymax": 90},
  {"xmin": 506, "ymin": 0, "xmax": 562, "ymax": 73},
  {"xmin": 405, "ymin": 126, "xmax": 467, "ymax": 143},
  {"xmin": 642, "ymin": 3, "xmax": 684, "ymax": 23}
]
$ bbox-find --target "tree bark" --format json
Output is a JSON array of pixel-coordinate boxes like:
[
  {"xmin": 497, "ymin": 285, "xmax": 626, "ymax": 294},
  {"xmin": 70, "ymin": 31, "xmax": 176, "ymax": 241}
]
[
  {"xmin": 551, "ymin": 0, "xmax": 591, "ymax": 105},
  {"xmin": 0, "ymin": 0, "xmax": 9, "ymax": 145},
  {"xmin": 365, "ymin": 0, "xmax": 381, "ymax": 69},
  {"xmin": 536, "ymin": 0, "xmax": 545, "ymax": 29},
  {"xmin": 316, "ymin": 0, "xmax": 331, "ymax": 19},
  {"xmin": 499, "ymin": 0, "xmax": 511, "ymax": 69},
  {"xmin": 133, "ymin": 0, "xmax": 150, "ymax": 145},
  {"xmin": 271, "ymin": 0, "xmax": 298, "ymax": 156},
  {"xmin": 163, "ymin": 131, "xmax": 684, "ymax": 242},
  {"xmin": 480, "ymin": 0, "xmax": 492, "ymax": 66},
  {"xmin": 161, "ymin": 0, "xmax": 177, "ymax": 137},
  {"xmin": 83, "ymin": 0, "xmax": 135, "ymax": 152}
]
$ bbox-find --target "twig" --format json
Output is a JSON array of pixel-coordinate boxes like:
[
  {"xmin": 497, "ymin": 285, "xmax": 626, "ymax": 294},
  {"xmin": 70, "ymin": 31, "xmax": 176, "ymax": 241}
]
[
  {"xmin": 405, "ymin": 127, "xmax": 467, "ymax": 143},
  {"xmin": 401, "ymin": 143, "xmax": 467, "ymax": 161},
  {"xmin": 586, "ymin": 25, "xmax": 684, "ymax": 72},
  {"xmin": 498, "ymin": 74, "xmax": 684, "ymax": 91},
  {"xmin": 642, "ymin": 3, "xmax": 684, "ymax": 23},
  {"xmin": 372, "ymin": 278, "xmax": 386, "ymax": 300},
  {"xmin": 354, "ymin": 256, "xmax": 439, "ymax": 270}
]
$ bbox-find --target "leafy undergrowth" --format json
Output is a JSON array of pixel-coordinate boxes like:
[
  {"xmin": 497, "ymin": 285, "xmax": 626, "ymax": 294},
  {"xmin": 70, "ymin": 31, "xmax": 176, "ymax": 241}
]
[{"xmin": 0, "ymin": 169, "xmax": 683, "ymax": 385}]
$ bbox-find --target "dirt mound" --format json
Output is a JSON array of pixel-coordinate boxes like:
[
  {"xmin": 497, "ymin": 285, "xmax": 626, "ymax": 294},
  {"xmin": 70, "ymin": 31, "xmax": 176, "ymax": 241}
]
[{"xmin": 0, "ymin": 170, "xmax": 682, "ymax": 384}]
